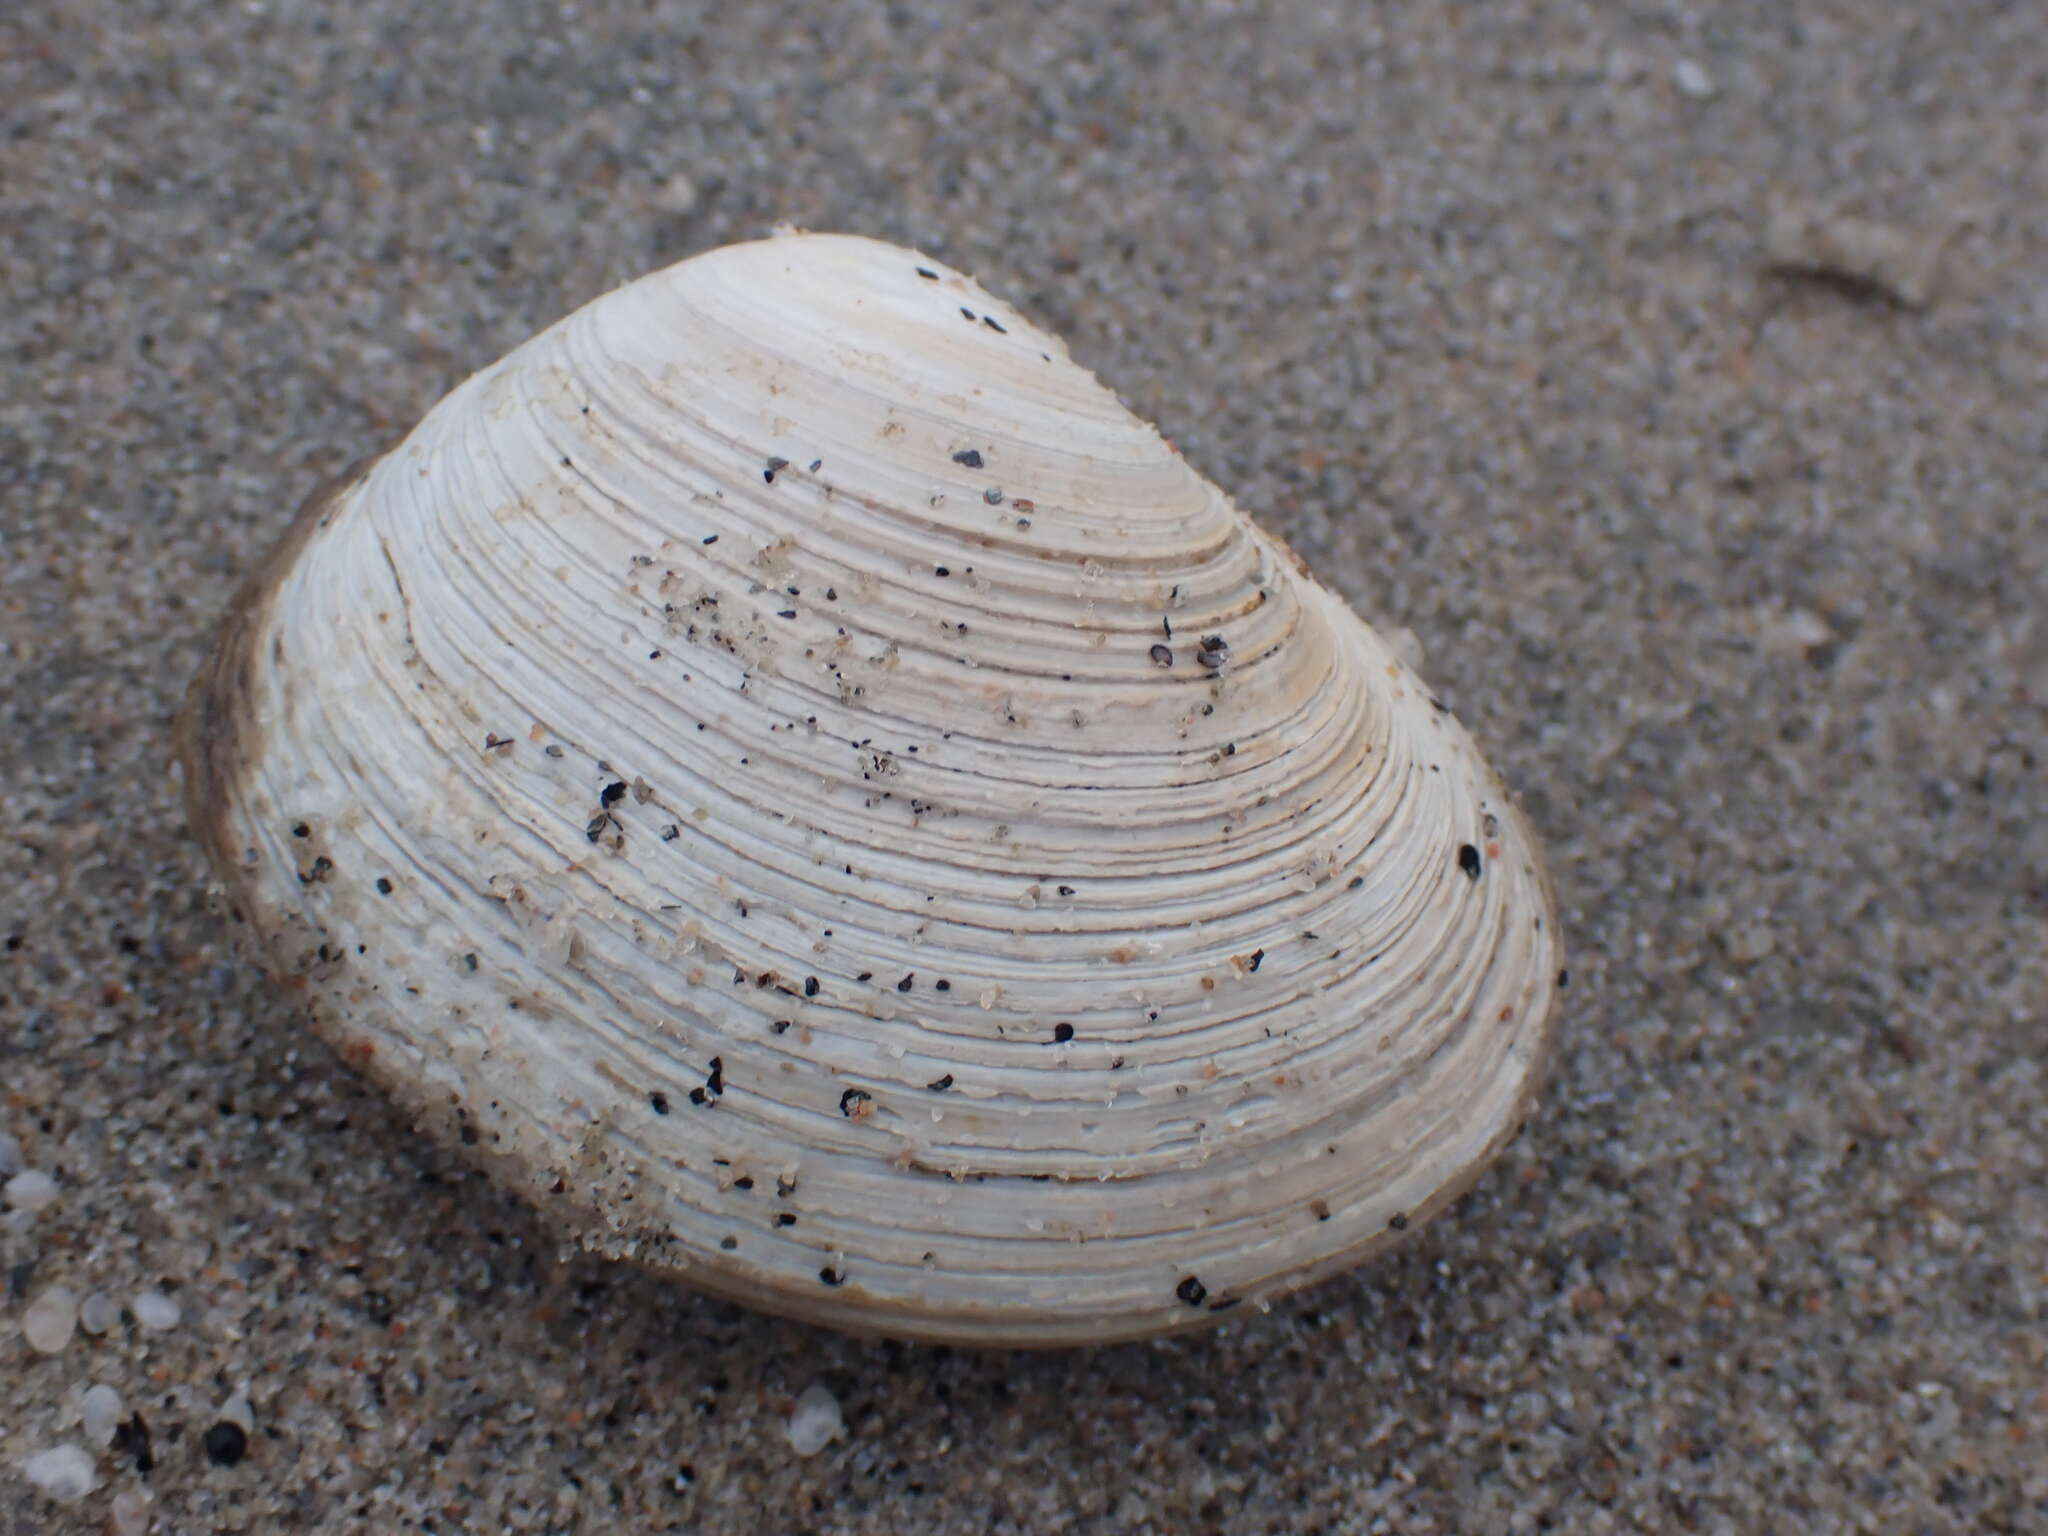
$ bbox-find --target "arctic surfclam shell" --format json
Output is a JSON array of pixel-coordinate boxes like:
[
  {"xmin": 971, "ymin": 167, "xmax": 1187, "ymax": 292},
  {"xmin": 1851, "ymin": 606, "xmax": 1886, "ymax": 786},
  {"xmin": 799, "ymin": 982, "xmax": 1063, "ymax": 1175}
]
[{"xmin": 177, "ymin": 232, "xmax": 1563, "ymax": 1346}]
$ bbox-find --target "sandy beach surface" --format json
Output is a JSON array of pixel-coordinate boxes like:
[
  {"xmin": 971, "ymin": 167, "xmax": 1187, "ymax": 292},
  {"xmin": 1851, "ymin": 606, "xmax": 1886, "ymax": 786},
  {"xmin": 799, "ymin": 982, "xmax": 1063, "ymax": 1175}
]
[{"xmin": 4, "ymin": 2, "xmax": 2043, "ymax": 1531}]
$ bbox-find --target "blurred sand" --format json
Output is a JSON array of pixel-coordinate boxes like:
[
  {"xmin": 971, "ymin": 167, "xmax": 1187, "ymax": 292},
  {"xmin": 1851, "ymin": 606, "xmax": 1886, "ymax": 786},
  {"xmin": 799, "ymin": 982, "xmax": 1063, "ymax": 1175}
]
[{"xmin": 4, "ymin": 2, "xmax": 2042, "ymax": 1531}]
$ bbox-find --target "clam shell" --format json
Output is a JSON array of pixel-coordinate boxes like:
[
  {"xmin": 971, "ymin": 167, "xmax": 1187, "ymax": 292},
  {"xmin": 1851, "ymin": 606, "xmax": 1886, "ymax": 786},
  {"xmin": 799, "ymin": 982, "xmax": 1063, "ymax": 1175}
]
[{"xmin": 177, "ymin": 232, "xmax": 1563, "ymax": 1345}]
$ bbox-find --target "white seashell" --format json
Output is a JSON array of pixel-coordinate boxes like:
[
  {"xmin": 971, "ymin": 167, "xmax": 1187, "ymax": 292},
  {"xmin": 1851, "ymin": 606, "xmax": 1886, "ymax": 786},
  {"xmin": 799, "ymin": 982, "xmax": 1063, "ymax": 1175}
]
[{"xmin": 176, "ymin": 232, "xmax": 1563, "ymax": 1346}]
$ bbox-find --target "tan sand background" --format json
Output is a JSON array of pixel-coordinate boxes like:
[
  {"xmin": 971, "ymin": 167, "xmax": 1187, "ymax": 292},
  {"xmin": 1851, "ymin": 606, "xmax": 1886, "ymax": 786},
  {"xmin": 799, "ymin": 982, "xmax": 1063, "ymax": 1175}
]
[{"xmin": 4, "ymin": 2, "xmax": 2043, "ymax": 1531}]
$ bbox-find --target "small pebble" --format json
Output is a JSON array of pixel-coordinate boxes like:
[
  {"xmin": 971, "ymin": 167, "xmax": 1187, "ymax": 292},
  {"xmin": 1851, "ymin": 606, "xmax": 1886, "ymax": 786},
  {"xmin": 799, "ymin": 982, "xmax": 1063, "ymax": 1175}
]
[
  {"xmin": 78, "ymin": 1290, "xmax": 121, "ymax": 1334},
  {"xmin": 653, "ymin": 172, "xmax": 698, "ymax": 216},
  {"xmin": 218, "ymin": 1390, "xmax": 256, "ymax": 1435},
  {"xmin": 4, "ymin": 1168, "xmax": 59, "ymax": 1212},
  {"xmin": 785, "ymin": 1382, "xmax": 843, "ymax": 1457},
  {"xmin": 22, "ymin": 1285, "xmax": 80, "ymax": 1354},
  {"xmin": 203, "ymin": 1419, "xmax": 248, "ymax": 1466},
  {"xmin": 1673, "ymin": 57, "xmax": 1716, "ymax": 99},
  {"xmin": 1718, "ymin": 918, "xmax": 1777, "ymax": 965},
  {"xmin": 132, "ymin": 1289, "xmax": 182, "ymax": 1333},
  {"xmin": 0, "ymin": 1131, "xmax": 21, "ymax": 1176},
  {"xmin": 19, "ymin": 1444, "xmax": 96, "ymax": 1503},
  {"xmin": 81, "ymin": 1383, "xmax": 124, "ymax": 1446},
  {"xmin": 111, "ymin": 1487, "xmax": 153, "ymax": 1536}
]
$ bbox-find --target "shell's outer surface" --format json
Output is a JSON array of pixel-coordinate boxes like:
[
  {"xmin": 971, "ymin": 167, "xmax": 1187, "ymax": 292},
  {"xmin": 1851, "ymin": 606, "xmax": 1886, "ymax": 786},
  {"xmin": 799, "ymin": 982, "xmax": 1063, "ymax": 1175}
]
[{"xmin": 178, "ymin": 232, "xmax": 1563, "ymax": 1346}]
